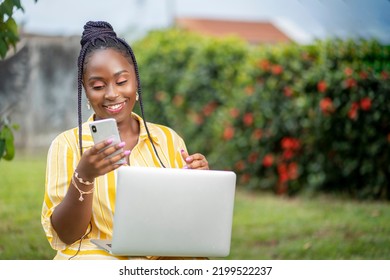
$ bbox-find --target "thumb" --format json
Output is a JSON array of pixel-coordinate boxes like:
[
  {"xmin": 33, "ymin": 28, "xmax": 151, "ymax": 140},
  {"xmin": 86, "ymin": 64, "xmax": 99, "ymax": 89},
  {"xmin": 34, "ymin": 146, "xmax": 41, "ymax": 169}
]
[{"xmin": 180, "ymin": 148, "xmax": 189, "ymax": 162}]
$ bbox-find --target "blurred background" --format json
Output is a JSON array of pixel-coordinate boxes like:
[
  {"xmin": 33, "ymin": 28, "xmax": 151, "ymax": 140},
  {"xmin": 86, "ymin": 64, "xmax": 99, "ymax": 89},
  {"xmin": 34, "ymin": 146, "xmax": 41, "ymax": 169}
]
[{"xmin": 1, "ymin": 0, "xmax": 390, "ymax": 260}]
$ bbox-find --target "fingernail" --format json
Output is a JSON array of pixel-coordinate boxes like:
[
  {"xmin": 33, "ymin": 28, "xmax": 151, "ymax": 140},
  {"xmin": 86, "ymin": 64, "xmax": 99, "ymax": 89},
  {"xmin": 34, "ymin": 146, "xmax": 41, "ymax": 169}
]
[
  {"xmin": 118, "ymin": 142, "xmax": 126, "ymax": 148},
  {"xmin": 183, "ymin": 165, "xmax": 188, "ymax": 169},
  {"xmin": 106, "ymin": 138, "xmax": 113, "ymax": 144},
  {"xmin": 181, "ymin": 149, "xmax": 185, "ymax": 153},
  {"xmin": 124, "ymin": 150, "xmax": 131, "ymax": 156},
  {"xmin": 186, "ymin": 156, "xmax": 192, "ymax": 162}
]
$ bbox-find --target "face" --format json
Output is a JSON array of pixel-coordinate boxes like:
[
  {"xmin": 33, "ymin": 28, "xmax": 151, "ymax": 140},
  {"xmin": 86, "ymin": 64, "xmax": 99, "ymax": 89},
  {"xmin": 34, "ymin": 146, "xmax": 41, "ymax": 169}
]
[{"xmin": 83, "ymin": 48, "xmax": 137, "ymax": 123}]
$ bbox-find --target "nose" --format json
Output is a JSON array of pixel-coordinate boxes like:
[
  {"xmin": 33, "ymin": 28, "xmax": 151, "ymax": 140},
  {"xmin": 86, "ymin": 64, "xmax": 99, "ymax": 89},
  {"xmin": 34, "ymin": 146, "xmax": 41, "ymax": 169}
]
[{"xmin": 105, "ymin": 84, "xmax": 119, "ymax": 100}]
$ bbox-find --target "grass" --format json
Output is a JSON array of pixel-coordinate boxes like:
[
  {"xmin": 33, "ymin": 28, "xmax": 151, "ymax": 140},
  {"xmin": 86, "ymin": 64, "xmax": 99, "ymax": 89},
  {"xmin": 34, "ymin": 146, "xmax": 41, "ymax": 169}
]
[
  {"xmin": 228, "ymin": 190, "xmax": 390, "ymax": 259},
  {"xmin": 0, "ymin": 154, "xmax": 55, "ymax": 259},
  {"xmin": 1, "ymin": 155, "xmax": 390, "ymax": 260}
]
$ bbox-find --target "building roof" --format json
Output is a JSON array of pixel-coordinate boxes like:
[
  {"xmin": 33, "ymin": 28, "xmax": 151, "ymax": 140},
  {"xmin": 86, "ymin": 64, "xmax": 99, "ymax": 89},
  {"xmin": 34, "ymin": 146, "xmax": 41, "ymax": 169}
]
[{"xmin": 175, "ymin": 17, "xmax": 292, "ymax": 44}]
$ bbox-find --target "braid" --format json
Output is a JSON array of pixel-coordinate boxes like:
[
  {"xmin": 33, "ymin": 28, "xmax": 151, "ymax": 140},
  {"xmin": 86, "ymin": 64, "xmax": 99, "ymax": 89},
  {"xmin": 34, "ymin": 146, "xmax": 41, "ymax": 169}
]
[
  {"xmin": 116, "ymin": 37, "xmax": 166, "ymax": 167},
  {"xmin": 76, "ymin": 21, "xmax": 165, "ymax": 167},
  {"xmin": 77, "ymin": 40, "xmax": 90, "ymax": 157}
]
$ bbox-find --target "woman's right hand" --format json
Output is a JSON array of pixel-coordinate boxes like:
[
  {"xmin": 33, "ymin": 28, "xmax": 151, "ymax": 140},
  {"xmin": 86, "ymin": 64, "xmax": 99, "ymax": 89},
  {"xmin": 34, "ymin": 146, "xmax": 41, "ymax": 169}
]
[{"xmin": 75, "ymin": 138, "xmax": 130, "ymax": 182}]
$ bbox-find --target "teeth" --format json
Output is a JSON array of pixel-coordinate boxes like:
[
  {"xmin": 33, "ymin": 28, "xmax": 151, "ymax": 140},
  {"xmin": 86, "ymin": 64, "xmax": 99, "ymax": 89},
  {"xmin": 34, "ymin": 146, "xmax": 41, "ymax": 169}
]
[{"xmin": 107, "ymin": 103, "xmax": 122, "ymax": 110}]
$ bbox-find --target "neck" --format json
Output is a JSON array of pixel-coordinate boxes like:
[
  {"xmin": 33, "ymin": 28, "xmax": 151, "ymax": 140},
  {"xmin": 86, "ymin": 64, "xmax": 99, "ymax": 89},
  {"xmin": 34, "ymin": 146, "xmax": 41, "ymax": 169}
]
[{"xmin": 117, "ymin": 114, "xmax": 139, "ymax": 135}]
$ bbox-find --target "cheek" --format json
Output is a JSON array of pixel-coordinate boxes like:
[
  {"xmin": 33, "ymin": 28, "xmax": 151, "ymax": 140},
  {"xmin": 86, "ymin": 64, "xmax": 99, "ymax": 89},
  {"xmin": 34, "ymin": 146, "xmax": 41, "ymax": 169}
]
[
  {"xmin": 85, "ymin": 90, "xmax": 104, "ymax": 105},
  {"xmin": 120, "ymin": 84, "xmax": 137, "ymax": 96}
]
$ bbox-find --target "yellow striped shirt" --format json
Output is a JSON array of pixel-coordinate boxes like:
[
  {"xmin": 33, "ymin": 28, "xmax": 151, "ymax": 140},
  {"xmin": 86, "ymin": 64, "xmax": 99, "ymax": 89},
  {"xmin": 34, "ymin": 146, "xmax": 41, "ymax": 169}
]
[{"xmin": 41, "ymin": 113, "xmax": 189, "ymax": 260}]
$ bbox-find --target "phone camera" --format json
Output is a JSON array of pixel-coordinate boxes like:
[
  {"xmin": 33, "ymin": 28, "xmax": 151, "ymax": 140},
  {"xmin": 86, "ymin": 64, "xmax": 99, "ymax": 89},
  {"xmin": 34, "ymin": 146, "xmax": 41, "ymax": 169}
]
[{"xmin": 91, "ymin": 125, "xmax": 97, "ymax": 133}]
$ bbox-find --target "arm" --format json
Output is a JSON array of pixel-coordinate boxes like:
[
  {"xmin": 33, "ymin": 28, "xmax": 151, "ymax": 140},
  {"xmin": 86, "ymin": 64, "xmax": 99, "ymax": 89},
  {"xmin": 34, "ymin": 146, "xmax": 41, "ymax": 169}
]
[{"xmin": 50, "ymin": 139, "xmax": 129, "ymax": 245}]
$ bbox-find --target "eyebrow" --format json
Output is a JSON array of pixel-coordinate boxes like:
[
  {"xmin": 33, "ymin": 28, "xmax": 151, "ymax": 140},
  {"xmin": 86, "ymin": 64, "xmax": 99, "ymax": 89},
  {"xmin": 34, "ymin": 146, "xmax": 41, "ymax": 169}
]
[{"xmin": 88, "ymin": 70, "xmax": 130, "ymax": 82}]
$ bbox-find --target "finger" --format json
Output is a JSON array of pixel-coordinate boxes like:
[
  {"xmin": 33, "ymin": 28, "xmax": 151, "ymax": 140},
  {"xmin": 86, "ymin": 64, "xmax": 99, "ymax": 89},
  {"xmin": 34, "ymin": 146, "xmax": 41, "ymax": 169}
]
[
  {"xmin": 188, "ymin": 153, "xmax": 204, "ymax": 162},
  {"xmin": 181, "ymin": 149, "xmax": 192, "ymax": 163},
  {"xmin": 96, "ymin": 141, "xmax": 126, "ymax": 160},
  {"xmin": 103, "ymin": 150, "xmax": 130, "ymax": 166},
  {"xmin": 184, "ymin": 153, "xmax": 204, "ymax": 167},
  {"xmin": 93, "ymin": 150, "xmax": 130, "ymax": 176},
  {"xmin": 187, "ymin": 158, "xmax": 208, "ymax": 170},
  {"xmin": 90, "ymin": 138, "xmax": 115, "ymax": 155},
  {"xmin": 184, "ymin": 153, "xmax": 209, "ymax": 169}
]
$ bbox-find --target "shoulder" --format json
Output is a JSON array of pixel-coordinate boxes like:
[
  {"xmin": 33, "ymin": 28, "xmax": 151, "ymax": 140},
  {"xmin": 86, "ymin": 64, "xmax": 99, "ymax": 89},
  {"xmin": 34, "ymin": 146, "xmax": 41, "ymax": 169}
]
[
  {"xmin": 50, "ymin": 126, "xmax": 78, "ymax": 145},
  {"xmin": 148, "ymin": 121, "xmax": 184, "ymax": 141},
  {"xmin": 50, "ymin": 115, "xmax": 94, "ymax": 147},
  {"xmin": 133, "ymin": 112, "xmax": 184, "ymax": 141}
]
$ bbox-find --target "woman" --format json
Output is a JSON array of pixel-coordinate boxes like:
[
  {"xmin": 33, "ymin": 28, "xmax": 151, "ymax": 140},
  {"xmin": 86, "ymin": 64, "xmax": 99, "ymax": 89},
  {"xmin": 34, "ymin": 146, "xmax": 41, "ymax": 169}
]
[{"xmin": 41, "ymin": 21, "xmax": 209, "ymax": 260}]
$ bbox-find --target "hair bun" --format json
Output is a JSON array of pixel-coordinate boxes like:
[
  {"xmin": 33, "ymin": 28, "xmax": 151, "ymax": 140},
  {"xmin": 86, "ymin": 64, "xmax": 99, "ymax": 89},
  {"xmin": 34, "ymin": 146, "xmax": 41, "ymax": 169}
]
[{"xmin": 80, "ymin": 21, "xmax": 117, "ymax": 47}]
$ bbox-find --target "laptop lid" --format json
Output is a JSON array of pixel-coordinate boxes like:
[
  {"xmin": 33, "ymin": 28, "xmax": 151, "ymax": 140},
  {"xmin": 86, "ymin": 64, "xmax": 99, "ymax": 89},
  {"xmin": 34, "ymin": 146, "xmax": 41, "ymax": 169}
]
[{"xmin": 108, "ymin": 166, "xmax": 236, "ymax": 257}]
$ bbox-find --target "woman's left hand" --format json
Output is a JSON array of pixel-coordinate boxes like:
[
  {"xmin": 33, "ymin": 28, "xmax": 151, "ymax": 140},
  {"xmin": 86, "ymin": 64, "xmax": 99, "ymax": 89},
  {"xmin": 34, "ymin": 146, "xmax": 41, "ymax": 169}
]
[{"xmin": 181, "ymin": 149, "xmax": 209, "ymax": 170}]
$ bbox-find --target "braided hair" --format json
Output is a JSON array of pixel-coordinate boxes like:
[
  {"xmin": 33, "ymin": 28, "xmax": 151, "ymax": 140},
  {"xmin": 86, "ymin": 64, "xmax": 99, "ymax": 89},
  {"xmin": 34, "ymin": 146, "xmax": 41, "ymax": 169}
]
[{"xmin": 77, "ymin": 21, "xmax": 165, "ymax": 167}]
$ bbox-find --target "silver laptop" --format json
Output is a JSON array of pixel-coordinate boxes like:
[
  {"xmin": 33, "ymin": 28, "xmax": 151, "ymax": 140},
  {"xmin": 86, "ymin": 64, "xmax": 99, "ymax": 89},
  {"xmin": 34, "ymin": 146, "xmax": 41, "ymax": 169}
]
[{"xmin": 91, "ymin": 166, "xmax": 236, "ymax": 257}]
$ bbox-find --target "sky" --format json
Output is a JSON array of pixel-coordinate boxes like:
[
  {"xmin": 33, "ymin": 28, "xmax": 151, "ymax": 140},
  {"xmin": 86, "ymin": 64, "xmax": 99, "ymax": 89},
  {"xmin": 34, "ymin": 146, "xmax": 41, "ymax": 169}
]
[{"xmin": 13, "ymin": 0, "xmax": 390, "ymax": 44}]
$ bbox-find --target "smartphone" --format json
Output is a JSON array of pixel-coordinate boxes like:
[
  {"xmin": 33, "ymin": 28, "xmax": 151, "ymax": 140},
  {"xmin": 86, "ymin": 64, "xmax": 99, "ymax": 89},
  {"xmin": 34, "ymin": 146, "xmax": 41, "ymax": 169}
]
[{"xmin": 89, "ymin": 118, "xmax": 126, "ymax": 165}]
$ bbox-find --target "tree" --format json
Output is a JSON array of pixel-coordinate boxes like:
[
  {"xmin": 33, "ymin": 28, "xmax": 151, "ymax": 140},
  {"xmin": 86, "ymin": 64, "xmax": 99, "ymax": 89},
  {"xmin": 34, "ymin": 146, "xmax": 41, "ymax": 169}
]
[{"xmin": 0, "ymin": 0, "xmax": 38, "ymax": 160}]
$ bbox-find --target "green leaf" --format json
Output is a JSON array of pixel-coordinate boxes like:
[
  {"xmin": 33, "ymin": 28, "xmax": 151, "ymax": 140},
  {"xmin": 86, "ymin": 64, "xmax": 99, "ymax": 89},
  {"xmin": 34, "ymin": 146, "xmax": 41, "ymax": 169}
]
[
  {"xmin": 0, "ymin": 139, "xmax": 5, "ymax": 159},
  {"xmin": 12, "ymin": 0, "xmax": 24, "ymax": 11},
  {"xmin": 0, "ymin": 125, "xmax": 15, "ymax": 160},
  {"xmin": 1, "ymin": 0, "xmax": 14, "ymax": 17},
  {"xmin": 0, "ymin": 38, "xmax": 7, "ymax": 58},
  {"xmin": 5, "ymin": 16, "xmax": 17, "ymax": 35}
]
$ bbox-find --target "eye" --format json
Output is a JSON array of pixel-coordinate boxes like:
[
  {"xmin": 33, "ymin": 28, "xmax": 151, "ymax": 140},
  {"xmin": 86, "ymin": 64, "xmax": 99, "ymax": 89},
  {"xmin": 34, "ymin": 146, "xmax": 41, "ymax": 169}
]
[
  {"xmin": 117, "ymin": 80, "xmax": 127, "ymax": 86},
  {"xmin": 93, "ymin": 85, "xmax": 104, "ymax": 90},
  {"xmin": 91, "ymin": 82, "xmax": 105, "ymax": 90}
]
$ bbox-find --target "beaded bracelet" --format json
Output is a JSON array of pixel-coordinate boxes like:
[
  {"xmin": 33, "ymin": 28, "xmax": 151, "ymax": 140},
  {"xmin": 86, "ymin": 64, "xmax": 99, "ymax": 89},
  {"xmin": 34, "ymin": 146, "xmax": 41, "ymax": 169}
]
[
  {"xmin": 71, "ymin": 175, "xmax": 95, "ymax": 202},
  {"xmin": 74, "ymin": 171, "xmax": 94, "ymax": 185}
]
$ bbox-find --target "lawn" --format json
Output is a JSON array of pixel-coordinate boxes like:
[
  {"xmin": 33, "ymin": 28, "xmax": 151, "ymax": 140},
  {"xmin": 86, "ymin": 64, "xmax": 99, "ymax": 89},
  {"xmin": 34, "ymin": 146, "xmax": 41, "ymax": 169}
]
[{"xmin": 1, "ymin": 155, "xmax": 390, "ymax": 260}]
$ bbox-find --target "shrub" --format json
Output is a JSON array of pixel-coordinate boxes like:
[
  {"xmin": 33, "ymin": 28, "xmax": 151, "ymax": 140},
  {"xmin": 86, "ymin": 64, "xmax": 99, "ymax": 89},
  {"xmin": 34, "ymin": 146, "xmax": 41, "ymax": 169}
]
[
  {"xmin": 133, "ymin": 29, "xmax": 390, "ymax": 200},
  {"xmin": 133, "ymin": 29, "xmax": 248, "ymax": 161}
]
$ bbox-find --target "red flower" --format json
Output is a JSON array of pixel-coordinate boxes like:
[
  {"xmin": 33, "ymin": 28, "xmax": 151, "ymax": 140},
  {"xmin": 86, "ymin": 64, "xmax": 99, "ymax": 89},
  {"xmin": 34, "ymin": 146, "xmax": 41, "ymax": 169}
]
[
  {"xmin": 223, "ymin": 126, "xmax": 235, "ymax": 140},
  {"xmin": 173, "ymin": 95, "xmax": 184, "ymax": 107},
  {"xmin": 277, "ymin": 163, "xmax": 289, "ymax": 183},
  {"xmin": 288, "ymin": 162, "xmax": 299, "ymax": 180},
  {"xmin": 248, "ymin": 152, "xmax": 258, "ymax": 163},
  {"xmin": 243, "ymin": 113, "xmax": 254, "ymax": 126},
  {"xmin": 301, "ymin": 52, "xmax": 311, "ymax": 61},
  {"xmin": 317, "ymin": 80, "xmax": 327, "ymax": 93},
  {"xmin": 252, "ymin": 128, "xmax": 262, "ymax": 140},
  {"xmin": 258, "ymin": 59, "xmax": 270, "ymax": 71},
  {"xmin": 345, "ymin": 78, "xmax": 357, "ymax": 89},
  {"xmin": 235, "ymin": 160, "xmax": 245, "ymax": 172},
  {"xmin": 262, "ymin": 154, "xmax": 274, "ymax": 167},
  {"xmin": 282, "ymin": 149, "xmax": 294, "ymax": 160},
  {"xmin": 360, "ymin": 97, "xmax": 372, "ymax": 111},
  {"xmin": 240, "ymin": 173, "xmax": 251, "ymax": 184},
  {"xmin": 245, "ymin": 86, "xmax": 255, "ymax": 96},
  {"xmin": 381, "ymin": 71, "xmax": 389, "ymax": 80},
  {"xmin": 202, "ymin": 101, "xmax": 218, "ymax": 116},
  {"xmin": 229, "ymin": 108, "xmax": 240, "ymax": 118},
  {"xmin": 320, "ymin": 97, "xmax": 335, "ymax": 115},
  {"xmin": 271, "ymin": 65, "xmax": 283, "ymax": 75},
  {"xmin": 344, "ymin": 67, "xmax": 353, "ymax": 76},
  {"xmin": 192, "ymin": 113, "xmax": 204, "ymax": 125},
  {"xmin": 281, "ymin": 137, "xmax": 301, "ymax": 150},
  {"xmin": 348, "ymin": 102, "xmax": 359, "ymax": 120},
  {"xmin": 359, "ymin": 71, "xmax": 368, "ymax": 79},
  {"xmin": 283, "ymin": 86, "xmax": 293, "ymax": 97}
]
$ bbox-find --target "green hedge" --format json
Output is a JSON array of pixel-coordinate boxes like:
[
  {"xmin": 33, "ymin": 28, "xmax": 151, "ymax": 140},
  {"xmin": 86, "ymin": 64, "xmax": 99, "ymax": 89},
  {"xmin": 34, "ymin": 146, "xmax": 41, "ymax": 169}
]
[{"xmin": 133, "ymin": 29, "xmax": 390, "ymax": 200}]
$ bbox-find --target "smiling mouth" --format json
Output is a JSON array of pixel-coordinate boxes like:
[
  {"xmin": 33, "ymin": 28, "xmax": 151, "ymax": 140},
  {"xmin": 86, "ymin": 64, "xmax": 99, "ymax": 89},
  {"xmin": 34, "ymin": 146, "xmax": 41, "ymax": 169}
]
[{"xmin": 103, "ymin": 101, "xmax": 127, "ymax": 112}]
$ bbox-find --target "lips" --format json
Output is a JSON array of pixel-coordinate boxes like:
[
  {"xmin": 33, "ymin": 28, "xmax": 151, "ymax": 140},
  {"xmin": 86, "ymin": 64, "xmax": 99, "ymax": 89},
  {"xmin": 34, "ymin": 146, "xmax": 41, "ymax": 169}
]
[{"xmin": 103, "ymin": 101, "xmax": 127, "ymax": 113}]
